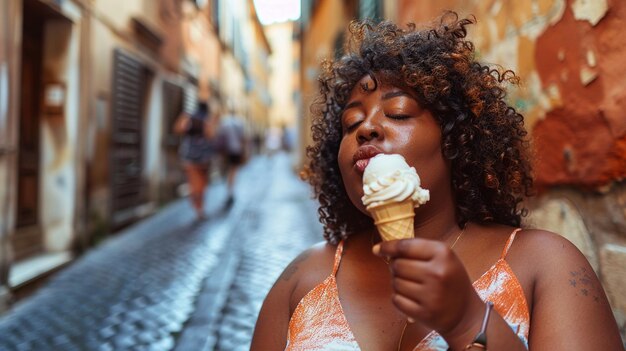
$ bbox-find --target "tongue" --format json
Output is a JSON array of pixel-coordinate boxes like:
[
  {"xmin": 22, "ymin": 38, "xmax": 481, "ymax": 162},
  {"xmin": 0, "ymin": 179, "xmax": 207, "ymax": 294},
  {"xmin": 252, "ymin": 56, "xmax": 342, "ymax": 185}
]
[{"xmin": 356, "ymin": 158, "xmax": 370, "ymax": 171}]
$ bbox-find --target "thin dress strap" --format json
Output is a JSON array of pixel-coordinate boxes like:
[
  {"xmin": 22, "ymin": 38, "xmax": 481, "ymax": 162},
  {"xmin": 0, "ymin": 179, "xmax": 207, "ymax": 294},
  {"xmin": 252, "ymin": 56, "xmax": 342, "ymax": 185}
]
[
  {"xmin": 332, "ymin": 240, "xmax": 345, "ymax": 276},
  {"xmin": 500, "ymin": 228, "xmax": 522, "ymax": 260}
]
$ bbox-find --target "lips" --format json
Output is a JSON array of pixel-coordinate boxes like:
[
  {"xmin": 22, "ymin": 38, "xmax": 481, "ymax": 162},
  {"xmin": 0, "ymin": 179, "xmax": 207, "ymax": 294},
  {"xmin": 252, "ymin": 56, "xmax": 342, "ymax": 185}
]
[
  {"xmin": 353, "ymin": 145, "xmax": 383, "ymax": 173},
  {"xmin": 355, "ymin": 159, "xmax": 370, "ymax": 172}
]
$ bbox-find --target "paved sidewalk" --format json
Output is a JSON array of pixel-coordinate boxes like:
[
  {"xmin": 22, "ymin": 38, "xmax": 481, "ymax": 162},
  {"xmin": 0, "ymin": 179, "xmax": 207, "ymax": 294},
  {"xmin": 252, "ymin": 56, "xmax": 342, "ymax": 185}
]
[
  {"xmin": 212, "ymin": 154, "xmax": 321, "ymax": 351},
  {"xmin": 0, "ymin": 153, "xmax": 323, "ymax": 351}
]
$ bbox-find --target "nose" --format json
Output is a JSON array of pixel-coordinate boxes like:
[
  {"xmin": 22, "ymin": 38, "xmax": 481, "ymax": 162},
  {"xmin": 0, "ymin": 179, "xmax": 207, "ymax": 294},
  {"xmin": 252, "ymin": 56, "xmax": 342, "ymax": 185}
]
[{"xmin": 356, "ymin": 112, "xmax": 384, "ymax": 144}]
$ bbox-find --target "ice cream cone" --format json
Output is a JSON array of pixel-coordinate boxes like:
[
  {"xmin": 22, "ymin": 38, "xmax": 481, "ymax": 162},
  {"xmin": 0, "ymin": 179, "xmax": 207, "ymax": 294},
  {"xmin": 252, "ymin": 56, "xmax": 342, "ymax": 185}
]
[{"xmin": 367, "ymin": 199, "xmax": 415, "ymax": 241}]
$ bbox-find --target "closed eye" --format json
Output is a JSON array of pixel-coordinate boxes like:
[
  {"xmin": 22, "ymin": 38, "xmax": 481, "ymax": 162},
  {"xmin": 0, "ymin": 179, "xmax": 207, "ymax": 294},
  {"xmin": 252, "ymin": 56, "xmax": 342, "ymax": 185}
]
[
  {"xmin": 385, "ymin": 114, "xmax": 412, "ymax": 120},
  {"xmin": 344, "ymin": 120, "xmax": 362, "ymax": 132},
  {"xmin": 342, "ymin": 111, "xmax": 363, "ymax": 133}
]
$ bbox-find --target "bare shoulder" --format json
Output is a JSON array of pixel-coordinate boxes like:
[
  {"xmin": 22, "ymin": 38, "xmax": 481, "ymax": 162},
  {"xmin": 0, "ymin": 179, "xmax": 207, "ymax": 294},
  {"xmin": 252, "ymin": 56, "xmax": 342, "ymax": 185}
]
[
  {"xmin": 261, "ymin": 241, "xmax": 336, "ymax": 305},
  {"xmin": 277, "ymin": 241, "xmax": 335, "ymax": 284},
  {"xmin": 282, "ymin": 241, "xmax": 338, "ymax": 313},
  {"xmin": 515, "ymin": 229, "xmax": 625, "ymax": 349},
  {"xmin": 512, "ymin": 229, "xmax": 590, "ymax": 275},
  {"xmin": 516, "ymin": 228, "xmax": 611, "ymax": 303},
  {"xmin": 505, "ymin": 228, "xmax": 595, "ymax": 288},
  {"xmin": 251, "ymin": 241, "xmax": 337, "ymax": 350}
]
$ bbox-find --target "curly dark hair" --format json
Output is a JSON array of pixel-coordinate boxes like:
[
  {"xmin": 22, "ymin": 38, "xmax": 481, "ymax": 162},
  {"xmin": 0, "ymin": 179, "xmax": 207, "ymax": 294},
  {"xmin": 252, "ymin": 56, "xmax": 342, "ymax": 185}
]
[{"xmin": 306, "ymin": 12, "xmax": 534, "ymax": 245}]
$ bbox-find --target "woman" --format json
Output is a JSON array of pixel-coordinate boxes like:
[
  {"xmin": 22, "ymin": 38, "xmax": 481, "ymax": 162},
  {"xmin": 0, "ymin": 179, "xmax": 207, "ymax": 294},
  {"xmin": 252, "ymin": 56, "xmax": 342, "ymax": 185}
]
[
  {"xmin": 175, "ymin": 100, "xmax": 219, "ymax": 219},
  {"xmin": 251, "ymin": 13, "xmax": 624, "ymax": 351}
]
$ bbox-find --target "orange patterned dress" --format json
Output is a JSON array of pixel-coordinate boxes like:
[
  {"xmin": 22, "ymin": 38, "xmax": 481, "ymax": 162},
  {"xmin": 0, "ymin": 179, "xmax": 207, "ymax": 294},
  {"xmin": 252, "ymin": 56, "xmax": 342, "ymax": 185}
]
[{"xmin": 285, "ymin": 229, "xmax": 529, "ymax": 351}]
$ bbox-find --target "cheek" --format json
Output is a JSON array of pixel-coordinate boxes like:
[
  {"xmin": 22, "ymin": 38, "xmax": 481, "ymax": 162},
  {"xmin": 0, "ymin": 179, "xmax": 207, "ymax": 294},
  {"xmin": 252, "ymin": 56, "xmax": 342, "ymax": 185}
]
[
  {"xmin": 338, "ymin": 141, "xmax": 368, "ymax": 213},
  {"xmin": 337, "ymin": 140, "xmax": 351, "ymax": 180},
  {"xmin": 422, "ymin": 151, "xmax": 448, "ymax": 192},
  {"xmin": 419, "ymin": 151, "xmax": 448, "ymax": 190},
  {"xmin": 400, "ymin": 127, "xmax": 445, "ymax": 187}
]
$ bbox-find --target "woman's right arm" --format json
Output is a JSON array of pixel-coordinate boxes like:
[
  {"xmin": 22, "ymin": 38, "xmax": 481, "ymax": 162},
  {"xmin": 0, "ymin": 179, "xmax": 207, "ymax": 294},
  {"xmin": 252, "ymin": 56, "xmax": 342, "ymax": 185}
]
[
  {"xmin": 251, "ymin": 244, "xmax": 332, "ymax": 350},
  {"xmin": 173, "ymin": 113, "xmax": 191, "ymax": 135},
  {"xmin": 250, "ymin": 269, "xmax": 294, "ymax": 350}
]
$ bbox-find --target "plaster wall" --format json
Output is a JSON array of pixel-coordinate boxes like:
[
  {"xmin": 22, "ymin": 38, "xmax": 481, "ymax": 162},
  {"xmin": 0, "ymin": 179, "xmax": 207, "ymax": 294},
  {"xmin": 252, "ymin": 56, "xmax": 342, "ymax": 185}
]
[
  {"xmin": 93, "ymin": 0, "xmax": 144, "ymax": 31},
  {"xmin": 220, "ymin": 54, "xmax": 245, "ymax": 108},
  {"xmin": 181, "ymin": 2, "xmax": 221, "ymax": 102},
  {"xmin": 144, "ymin": 75, "xmax": 163, "ymax": 204},
  {"xmin": 40, "ymin": 19, "xmax": 80, "ymax": 252},
  {"xmin": 267, "ymin": 22, "xmax": 297, "ymax": 128},
  {"xmin": 299, "ymin": 0, "xmax": 353, "ymax": 167}
]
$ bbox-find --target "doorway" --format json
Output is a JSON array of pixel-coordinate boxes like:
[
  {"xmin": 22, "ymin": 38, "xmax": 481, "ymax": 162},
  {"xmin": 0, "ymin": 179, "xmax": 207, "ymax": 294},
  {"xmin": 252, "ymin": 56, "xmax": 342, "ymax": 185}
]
[
  {"xmin": 13, "ymin": 0, "xmax": 71, "ymax": 261},
  {"xmin": 13, "ymin": 0, "xmax": 47, "ymax": 260}
]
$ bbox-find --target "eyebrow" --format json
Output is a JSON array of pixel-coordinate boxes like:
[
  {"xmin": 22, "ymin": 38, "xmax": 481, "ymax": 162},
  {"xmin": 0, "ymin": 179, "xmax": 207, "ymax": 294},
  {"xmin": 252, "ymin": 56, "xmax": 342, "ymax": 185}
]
[
  {"xmin": 344, "ymin": 101, "xmax": 362, "ymax": 111},
  {"xmin": 382, "ymin": 91, "xmax": 412, "ymax": 100},
  {"xmin": 343, "ymin": 91, "xmax": 413, "ymax": 111}
]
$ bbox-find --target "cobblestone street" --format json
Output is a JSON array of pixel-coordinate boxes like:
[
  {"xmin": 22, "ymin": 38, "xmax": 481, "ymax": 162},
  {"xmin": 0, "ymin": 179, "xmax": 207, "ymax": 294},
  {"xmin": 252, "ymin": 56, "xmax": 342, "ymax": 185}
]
[{"xmin": 0, "ymin": 153, "xmax": 322, "ymax": 351}]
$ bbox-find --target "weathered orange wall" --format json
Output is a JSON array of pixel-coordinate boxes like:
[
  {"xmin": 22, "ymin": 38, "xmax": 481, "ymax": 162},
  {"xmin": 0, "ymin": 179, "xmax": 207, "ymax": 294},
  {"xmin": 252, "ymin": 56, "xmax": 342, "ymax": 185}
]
[
  {"xmin": 533, "ymin": 0, "xmax": 626, "ymax": 188},
  {"xmin": 398, "ymin": 0, "xmax": 626, "ymax": 189}
]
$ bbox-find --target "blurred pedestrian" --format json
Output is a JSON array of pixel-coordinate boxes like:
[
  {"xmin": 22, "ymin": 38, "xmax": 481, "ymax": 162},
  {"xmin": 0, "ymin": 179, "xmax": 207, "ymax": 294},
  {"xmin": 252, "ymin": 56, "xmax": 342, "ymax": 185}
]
[
  {"xmin": 216, "ymin": 107, "xmax": 247, "ymax": 207},
  {"xmin": 281, "ymin": 125, "xmax": 296, "ymax": 152},
  {"xmin": 253, "ymin": 132, "xmax": 263, "ymax": 155},
  {"xmin": 264, "ymin": 126, "xmax": 282, "ymax": 157},
  {"xmin": 174, "ymin": 100, "xmax": 219, "ymax": 219}
]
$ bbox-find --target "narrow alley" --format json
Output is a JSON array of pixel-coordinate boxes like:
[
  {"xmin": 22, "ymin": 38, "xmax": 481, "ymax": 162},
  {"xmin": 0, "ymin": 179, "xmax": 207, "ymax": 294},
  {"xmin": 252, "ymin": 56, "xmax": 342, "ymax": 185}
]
[
  {"xmin": 0, "ymin": 153, "xmax": 322, "ymax": 351},
  {"xmin": 1, "ymin": 0, "xmax": 626, "ymax": 349}
]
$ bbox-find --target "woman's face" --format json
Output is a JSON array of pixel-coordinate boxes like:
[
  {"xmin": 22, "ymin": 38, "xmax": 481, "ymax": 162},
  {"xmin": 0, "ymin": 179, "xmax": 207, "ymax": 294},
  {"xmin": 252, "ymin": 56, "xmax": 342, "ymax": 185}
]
[{"xmin": 338, "ymin": 74, "xmax": 450, "ymax": 215}]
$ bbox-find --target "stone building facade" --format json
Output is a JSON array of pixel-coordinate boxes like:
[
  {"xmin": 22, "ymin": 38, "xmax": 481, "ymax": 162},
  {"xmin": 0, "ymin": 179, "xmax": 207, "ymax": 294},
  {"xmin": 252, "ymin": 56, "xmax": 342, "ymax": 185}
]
[{"xmin": 0, "ymin": 0, "xmax": 271, "ymax": 310}]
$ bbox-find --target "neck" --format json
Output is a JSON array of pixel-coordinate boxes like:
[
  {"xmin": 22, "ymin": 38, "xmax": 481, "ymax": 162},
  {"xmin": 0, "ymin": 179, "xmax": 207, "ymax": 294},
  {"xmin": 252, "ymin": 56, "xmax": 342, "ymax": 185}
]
[
  {"xmin": 368, "ymin": 208, "xmax": 461, "ymax": 244},
  {"xmin": 413, "ymin": 210, "xmax": 462, "ymax": 243},
  {"xmin": 366, "ymin": 216, "xmax": 462, "ymax": 247},
  {"xmin": 359, "ymin": 188, "xmax": 462, "ymax": 247},
  {"xmin": 413, "ymin": 180, "xmax": 461, "ymax": 242}
]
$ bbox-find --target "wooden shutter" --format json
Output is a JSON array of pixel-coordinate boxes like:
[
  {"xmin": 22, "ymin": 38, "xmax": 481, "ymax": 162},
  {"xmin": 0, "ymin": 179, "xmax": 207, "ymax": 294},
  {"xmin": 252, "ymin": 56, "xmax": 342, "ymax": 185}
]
[{"xmin": 110, "ymin": 49, "xmax": 149, "ymax": 226}]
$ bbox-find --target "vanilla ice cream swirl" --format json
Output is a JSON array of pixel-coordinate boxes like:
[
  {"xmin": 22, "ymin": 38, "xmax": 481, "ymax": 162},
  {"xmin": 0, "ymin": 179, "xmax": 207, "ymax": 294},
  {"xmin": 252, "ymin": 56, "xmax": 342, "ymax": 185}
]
[{"xmin": 361, "ymin": 154, "xmax": 430, "ymax": 208}]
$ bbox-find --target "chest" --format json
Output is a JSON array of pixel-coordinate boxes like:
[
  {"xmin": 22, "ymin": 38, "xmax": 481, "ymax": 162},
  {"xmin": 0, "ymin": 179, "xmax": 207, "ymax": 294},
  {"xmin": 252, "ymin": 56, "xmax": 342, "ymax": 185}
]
[
  {"xmin": 334, "ymin": 261, "xmax": 432, "ymax": 350},
  {"xmin": 287, "ymin": 240, "xmax": 533, "ymax": 351}
]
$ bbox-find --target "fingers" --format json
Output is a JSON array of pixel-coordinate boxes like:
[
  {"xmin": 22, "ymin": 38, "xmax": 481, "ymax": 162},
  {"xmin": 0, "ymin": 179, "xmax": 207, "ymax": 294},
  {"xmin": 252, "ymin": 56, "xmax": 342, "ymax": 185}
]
[
  {"xmin": 390, "ymin": 258, "xmax": 429, "ymax": 281},
  {"xmin": 392, "ymin": 278, "xmax": 443, "ymax": 324},
  {"xmin": 392, "ymin": 276, "xmax": 424, "ymax": 297},
  {"xmin": 372, "ymin": 238, "xmax": 473, "ymax": 332},
  {"xmin": 392, "ymin": 292, "xmax": 424, "ymax": 321}
]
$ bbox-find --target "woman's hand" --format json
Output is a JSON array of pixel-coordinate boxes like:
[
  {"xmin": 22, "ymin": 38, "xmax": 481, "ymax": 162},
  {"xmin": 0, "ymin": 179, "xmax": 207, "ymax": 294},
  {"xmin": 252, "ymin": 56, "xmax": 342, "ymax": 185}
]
[{"xmin": 374, "ymin": 238, "xmax": 484, "ymax": 337}]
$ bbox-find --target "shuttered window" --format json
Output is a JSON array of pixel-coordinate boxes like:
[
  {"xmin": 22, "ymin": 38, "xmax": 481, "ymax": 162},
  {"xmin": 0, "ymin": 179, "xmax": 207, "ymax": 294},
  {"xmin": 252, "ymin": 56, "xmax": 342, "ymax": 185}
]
[{"xmin": 110, "ymin": 49, "xmax": 150, "ymax": 226}]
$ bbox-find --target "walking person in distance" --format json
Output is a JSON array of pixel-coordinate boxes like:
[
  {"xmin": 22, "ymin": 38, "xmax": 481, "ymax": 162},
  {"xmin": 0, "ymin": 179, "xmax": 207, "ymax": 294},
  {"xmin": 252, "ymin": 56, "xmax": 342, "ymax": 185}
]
[{"xmin": 174, "ymin": 100, "xmax": 219, "ymax": 220}]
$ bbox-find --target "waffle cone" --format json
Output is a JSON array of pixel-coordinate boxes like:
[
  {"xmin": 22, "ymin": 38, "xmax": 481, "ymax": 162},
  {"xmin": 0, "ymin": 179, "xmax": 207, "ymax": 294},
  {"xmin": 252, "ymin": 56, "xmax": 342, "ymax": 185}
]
[{"xmin": 367, "ymin": 199, "xmax": 415, "ymax": 241}]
